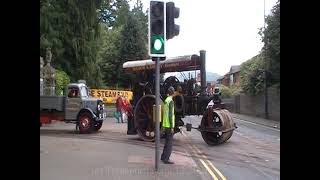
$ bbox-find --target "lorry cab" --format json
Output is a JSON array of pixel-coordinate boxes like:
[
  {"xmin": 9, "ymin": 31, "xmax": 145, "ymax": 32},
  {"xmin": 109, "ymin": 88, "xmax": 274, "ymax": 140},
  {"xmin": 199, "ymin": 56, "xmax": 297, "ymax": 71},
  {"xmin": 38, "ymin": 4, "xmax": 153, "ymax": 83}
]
[
  {"xmin": 65, "ymin": 83, "xmax": 89, "ymax": 120},
  {"xmin": 64, "ymin": 83, "xmax": 106, "ymax": 131}
]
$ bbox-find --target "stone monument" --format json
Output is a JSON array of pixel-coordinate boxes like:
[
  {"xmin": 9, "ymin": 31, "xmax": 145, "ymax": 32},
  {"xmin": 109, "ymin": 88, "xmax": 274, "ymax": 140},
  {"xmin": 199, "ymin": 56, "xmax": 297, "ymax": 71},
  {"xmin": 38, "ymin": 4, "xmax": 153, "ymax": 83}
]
[
  {"xmin": 40, "ymin": 56, "xmax": 44, "ymax": 95},
  {"xmin": 43, "ymin": 48, "xmax": 56, "ymax": 96}
]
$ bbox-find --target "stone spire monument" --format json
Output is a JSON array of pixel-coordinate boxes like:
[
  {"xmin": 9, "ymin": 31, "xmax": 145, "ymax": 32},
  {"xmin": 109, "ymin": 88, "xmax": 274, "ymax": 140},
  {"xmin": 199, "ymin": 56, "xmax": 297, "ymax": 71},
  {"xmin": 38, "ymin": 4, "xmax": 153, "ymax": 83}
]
[
  {"xmin": 43, "ymin": 48, "xmax": 56, "ymax": 96},
  {"xmin": 40, "ymin": 56, "xmax": 44, "ymax": 95}
]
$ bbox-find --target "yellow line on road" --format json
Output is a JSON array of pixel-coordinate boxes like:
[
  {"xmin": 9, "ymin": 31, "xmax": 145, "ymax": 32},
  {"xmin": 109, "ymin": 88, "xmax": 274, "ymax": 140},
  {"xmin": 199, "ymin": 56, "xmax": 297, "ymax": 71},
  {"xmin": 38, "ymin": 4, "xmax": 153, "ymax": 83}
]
[
  {"xmin": 199, "ymin": 158, "xmax": 219, "ymax": 180},
  {"xmin": 188, "ymin": 144, "xmax": 218, "ymax": 180},
  {"xmin": 207, "ymin": 160, "xmax": 227, "ymax": 180},
  {"xmin": 192, "ymin": 145, "xmax": 227, "ymax": 180},
  {"xmin": 182, "ymin": 130, "xmax": 227, "ymax": 180}
]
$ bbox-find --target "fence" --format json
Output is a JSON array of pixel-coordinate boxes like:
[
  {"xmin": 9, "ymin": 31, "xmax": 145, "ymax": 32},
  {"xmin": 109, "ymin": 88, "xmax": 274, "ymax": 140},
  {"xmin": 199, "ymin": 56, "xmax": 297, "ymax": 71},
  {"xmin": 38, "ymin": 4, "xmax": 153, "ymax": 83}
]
[{"xmin": 222, "ymin": 87, "xmax": 280, "ymax": 121}]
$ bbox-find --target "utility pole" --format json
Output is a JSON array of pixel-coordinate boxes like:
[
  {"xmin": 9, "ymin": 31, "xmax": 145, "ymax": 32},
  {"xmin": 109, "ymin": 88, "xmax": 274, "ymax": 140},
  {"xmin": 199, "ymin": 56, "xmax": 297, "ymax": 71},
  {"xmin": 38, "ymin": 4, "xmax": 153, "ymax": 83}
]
[{"xmin": 264, "ymin": 0, "xmax": 269, "ymax": 119}]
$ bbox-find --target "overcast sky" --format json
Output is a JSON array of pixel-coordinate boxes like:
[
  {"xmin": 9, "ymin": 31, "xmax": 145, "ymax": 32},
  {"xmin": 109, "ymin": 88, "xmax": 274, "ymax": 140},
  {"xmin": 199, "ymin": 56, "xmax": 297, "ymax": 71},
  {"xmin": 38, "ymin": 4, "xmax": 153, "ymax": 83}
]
[{"xmin": 129, "ymin": 0, "xmax": 278, "ymax": 75}]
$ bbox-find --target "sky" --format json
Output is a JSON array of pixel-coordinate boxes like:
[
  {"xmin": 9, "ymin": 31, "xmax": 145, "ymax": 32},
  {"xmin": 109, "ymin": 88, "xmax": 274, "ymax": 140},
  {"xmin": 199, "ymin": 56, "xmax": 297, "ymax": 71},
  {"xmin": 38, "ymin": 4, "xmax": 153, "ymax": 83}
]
[{"xmin": 129, "ymin": 0, "xmax": 278, "ymax": 76}]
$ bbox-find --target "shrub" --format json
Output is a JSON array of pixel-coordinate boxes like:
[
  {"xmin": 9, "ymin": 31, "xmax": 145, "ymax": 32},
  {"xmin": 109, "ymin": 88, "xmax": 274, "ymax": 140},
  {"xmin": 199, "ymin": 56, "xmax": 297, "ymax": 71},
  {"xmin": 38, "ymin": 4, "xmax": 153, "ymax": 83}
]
[
  {"xmin": 220, "ymin": 85, "xmax": 232, "ymax": 98},
  {"xmin": 55, "ymin": 69, "xmax": 70, "ymax": 95}
]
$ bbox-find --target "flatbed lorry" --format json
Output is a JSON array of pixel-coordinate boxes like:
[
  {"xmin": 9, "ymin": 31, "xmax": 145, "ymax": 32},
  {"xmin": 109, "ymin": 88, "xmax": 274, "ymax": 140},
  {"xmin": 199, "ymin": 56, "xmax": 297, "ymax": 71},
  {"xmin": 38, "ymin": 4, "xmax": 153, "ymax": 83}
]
[{"xmin": 40, "ymin": 81, "xmax": 107, "ymax": 133}]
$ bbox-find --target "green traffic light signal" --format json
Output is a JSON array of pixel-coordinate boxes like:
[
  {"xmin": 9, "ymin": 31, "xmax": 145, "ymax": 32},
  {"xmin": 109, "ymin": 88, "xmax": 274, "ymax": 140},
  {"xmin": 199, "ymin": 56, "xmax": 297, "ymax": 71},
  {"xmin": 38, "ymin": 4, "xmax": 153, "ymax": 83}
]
[
  {"xmin": 149, "ymin": 1, "xmax": 165, "ymax": 57},
  {"xmin": 151, "ymin": 35, "xmax": 164, "ymax": 54}
]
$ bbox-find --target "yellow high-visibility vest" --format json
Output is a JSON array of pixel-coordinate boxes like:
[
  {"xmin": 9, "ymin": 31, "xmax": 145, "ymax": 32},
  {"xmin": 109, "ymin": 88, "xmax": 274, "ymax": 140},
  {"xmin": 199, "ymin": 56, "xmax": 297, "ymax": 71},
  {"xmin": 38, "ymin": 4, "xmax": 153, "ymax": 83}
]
[{"xmin": 162, "ymin": 96, "xmax": 175, "ymax": 128}]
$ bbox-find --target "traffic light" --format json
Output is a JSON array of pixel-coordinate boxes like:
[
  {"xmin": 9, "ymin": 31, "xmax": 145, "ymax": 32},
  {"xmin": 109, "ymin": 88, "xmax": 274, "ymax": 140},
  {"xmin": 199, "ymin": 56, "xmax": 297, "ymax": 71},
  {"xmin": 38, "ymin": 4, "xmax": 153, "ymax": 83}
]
[
  {"xmin": 166, "ymin": 2, "xmax": 180, "ymax": 40},
  {"xmin": 149, "ymin": 0, "xmax": 166, "ymax": 57}
]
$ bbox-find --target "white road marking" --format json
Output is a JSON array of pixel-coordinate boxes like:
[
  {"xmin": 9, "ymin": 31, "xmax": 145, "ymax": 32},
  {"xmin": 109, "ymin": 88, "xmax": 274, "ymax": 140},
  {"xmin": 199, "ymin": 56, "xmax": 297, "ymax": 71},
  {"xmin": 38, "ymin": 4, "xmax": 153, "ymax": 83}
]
[
  {"xmin": 234, "ymin": 131, "xmax": 243, "ymax": 136},
  {"xmin": 233, "ymin": 117, "xmax": 280, "ymax": 132}
]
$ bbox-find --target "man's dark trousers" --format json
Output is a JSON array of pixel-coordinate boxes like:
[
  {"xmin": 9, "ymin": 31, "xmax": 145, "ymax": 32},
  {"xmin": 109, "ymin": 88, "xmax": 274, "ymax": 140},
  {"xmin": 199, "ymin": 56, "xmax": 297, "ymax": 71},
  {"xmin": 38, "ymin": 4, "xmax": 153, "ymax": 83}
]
[{"xmin": 161, "ymin": 128, "xmax": 173, "ymax": 161}]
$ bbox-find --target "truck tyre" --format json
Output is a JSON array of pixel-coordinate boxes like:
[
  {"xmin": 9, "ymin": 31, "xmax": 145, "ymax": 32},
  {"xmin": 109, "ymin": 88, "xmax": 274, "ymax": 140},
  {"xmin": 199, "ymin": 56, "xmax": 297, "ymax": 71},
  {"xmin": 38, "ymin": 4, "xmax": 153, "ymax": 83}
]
[
  {"xmin": 78, "ymin": 112, "xmax": 94, "ymax": 134},
  {"xmin": 93, "ymin": 121, "xmax": 103, "ymax": 131}
]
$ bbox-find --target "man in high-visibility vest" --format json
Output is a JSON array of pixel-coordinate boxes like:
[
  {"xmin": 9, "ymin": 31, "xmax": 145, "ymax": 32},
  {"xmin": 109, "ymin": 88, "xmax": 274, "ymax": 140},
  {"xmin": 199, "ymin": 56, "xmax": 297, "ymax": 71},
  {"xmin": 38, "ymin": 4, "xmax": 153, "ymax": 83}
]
[{"xmin": 161, "ymin": 86, "xmax": 175, "ymax": 164}]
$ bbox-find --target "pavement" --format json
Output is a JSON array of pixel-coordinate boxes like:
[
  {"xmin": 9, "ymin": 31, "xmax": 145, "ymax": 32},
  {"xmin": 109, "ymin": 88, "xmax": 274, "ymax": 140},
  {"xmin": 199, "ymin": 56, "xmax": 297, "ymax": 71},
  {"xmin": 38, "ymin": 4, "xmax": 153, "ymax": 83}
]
[
  {"xmin": 231, "ymin": 113, "xmax": 280, "ymax": 130},
  {"xmin": 105, "ymin": 105, "xmax": 116, "ymax": 117}
]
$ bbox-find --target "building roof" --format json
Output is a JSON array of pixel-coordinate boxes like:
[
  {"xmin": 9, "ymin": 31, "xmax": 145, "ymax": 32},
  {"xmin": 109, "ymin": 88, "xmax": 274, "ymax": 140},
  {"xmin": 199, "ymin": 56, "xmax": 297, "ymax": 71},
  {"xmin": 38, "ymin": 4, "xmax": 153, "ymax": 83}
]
[
  {"xmin": 217, "ymin": 76, "xmax": 225, "ymax": 81},
  {"xmin": 226, "ymin": 65, "xmax": 240, "ymax": 75}
]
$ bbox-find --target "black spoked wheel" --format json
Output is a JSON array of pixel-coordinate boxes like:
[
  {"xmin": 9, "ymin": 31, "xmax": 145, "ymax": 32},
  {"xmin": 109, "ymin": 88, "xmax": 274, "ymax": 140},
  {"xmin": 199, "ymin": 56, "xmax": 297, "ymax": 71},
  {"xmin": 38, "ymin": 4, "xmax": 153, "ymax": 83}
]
[
  {"xmin": 134, "ymin": 95, "xmax": 163, "ymax": 141},
  {"xmin": 162, "ymin": 76, "xmax": 180, "ymax": 95}
]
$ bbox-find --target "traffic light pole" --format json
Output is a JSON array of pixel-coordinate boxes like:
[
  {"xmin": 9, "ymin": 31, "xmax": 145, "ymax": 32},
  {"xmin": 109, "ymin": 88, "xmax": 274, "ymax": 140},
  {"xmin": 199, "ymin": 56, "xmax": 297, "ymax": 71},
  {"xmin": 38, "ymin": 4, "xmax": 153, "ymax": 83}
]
[
  {"xmin": 155, "ymin": 57, "xmax": 160, "ymax": 171},
  {"xmin": 150, "ymin": 0, "xmax": 179, "ymax": 170}
]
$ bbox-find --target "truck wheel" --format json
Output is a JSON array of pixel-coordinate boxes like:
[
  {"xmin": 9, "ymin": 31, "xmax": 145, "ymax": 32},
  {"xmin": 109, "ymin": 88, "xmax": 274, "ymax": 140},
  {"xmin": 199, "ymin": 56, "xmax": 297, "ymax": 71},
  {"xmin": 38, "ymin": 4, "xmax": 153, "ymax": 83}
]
[
  {"xmin": 93, "ymin": 121, "xmax": 103, "ymax": 131},
  {"xmin": 78, "ymin": 112, "xmax": 94, "ymax": 134}
]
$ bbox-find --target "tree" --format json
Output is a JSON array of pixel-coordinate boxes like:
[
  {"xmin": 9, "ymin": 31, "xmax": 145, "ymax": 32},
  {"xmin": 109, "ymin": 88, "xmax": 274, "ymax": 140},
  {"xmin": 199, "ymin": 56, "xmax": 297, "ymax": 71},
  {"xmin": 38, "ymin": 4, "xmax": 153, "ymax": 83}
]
[
  {"xmin": 240, "ymin": 55, "xmax": 265, "ymax": 95},
  {"xmin": 260, "ymin": 0, "xmax": 280, "ymax": 88},
  {"xmin": 240, "ymin": 1, "xmax": 280, "ymax": 95},
  {"xmin": 117, "ymin": 12, "xmax": 149, "ymax": 88},
  {"xmin": 113, "ymin": 0, "xmax": 130, "ymax": 28},
  {"xmin": 101, "ymin": 26, "xmax": 123, "ymax": 86},
  {"xmin": 40, "ymin": 0, "xmax": 149, "ymax": 89},
  {"xmin": 120, "ymin": 12, "xmax": 148, "ymax": 62},
  {"xmin": 131, "ymin": 0, "xmax": 148, "ymax": 42},
  {"xmin": 101, "ymin": 0, "xmax": 149, "ymax": 88},
  {"xmin": 40, "ymin": 0, "xmax": 104, "ymax": 87},
  {"xmin": 40, "ymin": 0, "xmax": 66, "ymax": 64},
  {"xmin": 98, "ymin": 0, "xmax": 117, "ymax": 26}
]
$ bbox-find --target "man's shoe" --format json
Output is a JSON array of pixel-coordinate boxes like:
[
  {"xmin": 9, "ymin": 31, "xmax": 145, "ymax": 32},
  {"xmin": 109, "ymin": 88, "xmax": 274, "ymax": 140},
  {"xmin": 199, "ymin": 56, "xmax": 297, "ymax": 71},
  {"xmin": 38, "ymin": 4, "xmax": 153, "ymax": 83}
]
[{"xmin": 162, "ymin": 160, "xmax": 174, "ymax": 164}]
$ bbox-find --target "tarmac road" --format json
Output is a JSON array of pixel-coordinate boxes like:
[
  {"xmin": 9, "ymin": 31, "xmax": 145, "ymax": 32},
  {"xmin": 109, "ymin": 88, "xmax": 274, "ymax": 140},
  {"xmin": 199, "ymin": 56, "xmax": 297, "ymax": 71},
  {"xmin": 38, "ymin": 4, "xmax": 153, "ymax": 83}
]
[
  {"xmin": 40, "ymin": 114, "xmax": 280, "ymax": 180},
  {"xmin": 181, "ymin": 115, "xmax": 280, "ymax": 180}
]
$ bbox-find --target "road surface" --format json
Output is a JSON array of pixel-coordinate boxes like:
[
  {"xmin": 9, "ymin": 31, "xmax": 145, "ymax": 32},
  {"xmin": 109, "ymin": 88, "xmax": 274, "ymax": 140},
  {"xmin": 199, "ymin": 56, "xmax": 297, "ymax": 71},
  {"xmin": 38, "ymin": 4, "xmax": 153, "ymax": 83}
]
[
  {"xmin": 40, "ymin": 115, "xmax": 280, "ymax": 180},
  {"xmin": 181, "ymin": 115, "xmax": 280, "ymax": 180}
]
